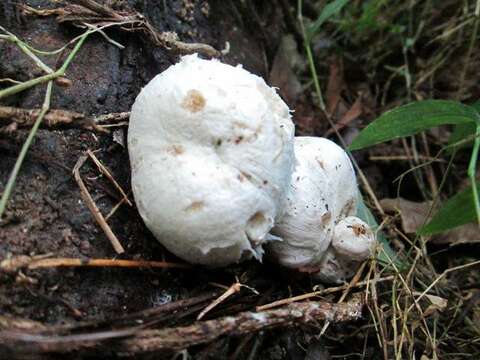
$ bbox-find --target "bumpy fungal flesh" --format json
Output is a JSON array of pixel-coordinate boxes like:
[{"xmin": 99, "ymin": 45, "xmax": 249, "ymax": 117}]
[
  {"xmin": 270, "ymin": 137, "xmax": 375, "ymax": 282},
  {"xmin": 128, "ymin": 54, "xmax": 295, "ymax": 266},
  {"xmin": 314, "ymin": 217, "xmax": 375, "ymax": 284}
]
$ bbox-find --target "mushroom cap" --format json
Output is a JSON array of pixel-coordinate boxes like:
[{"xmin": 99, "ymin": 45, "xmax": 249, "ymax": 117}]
[
  {"xmin": 269, "ymin": 137, "xmax": 358, "ymax": 269},
  {"xmin": 307, "ymin": 137, "xmax": 358, "ymax": 220},
  {"xmin": 128, "ymin": 54, "xmax": 295, "ymax": 266},
  {"xmin": 331, "ymin": 216, "xmax": 375, "ymax": 261},
  {"xmin": 314, "ymin": 216, "xmax": 375, "ymax": 284}
]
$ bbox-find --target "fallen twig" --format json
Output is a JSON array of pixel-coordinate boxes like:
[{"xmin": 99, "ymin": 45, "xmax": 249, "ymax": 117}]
[
  {"xmin": 0, "ymin": 296, "xmax": 364, "ymax": 355},
  {"xmin": 73, "ymin": 155, "xmax": 125, "ymax": 254},
  {"xmin": 197, "ymin": 280, "xmax": 258, "ymax": 320},
  {"xmin": 0, "ymin": 106, "xmax": 129, "ymax": 132},
  {"xmin": 23, "ymin": 0, "xmax": 225, "ymax": 58},
  {"xmin": 0, "ymin": 106, "xmax": 97, "ymax": 131},
  {"xmin": 0, "ymin": 255, "xmax": 190, "ymax": 273},
  {"xmin": 256, "ymin": 275, "xmax": 394, "ymax": 311}
]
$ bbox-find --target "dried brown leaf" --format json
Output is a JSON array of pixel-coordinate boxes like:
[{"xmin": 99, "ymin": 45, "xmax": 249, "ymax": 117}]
[
  {"xmin": 326, "ymin": 56, "xmax": 344, "ymax": 115},
  {"xmin": 380, "ymin": 197, "xmax": 433, "ymax": 234}
]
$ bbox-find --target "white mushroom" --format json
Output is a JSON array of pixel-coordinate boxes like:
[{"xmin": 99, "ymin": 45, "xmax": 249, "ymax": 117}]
[
  {"xmin": 128, "ymin": 54, "xmax": 295, "ymax": 266},
  {"xmin": 314, "ymin": 216, "xmax": 375, "ymax": 284},
  {"xmin": 332, "ymin": 216, "xmax": 375, "ymax": 261},
  {"xmin": 269, "ymin": 137, "xmax": 375, "ymax": 282}
]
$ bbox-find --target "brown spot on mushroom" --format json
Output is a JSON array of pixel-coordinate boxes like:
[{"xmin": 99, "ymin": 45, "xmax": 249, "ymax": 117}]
[
  {"xmin": 239, "ymin": 171, "xmax": 252, "ymax": 181},
  {"xmin": 234, "ymin": 136, "xmax": 244, "ymax": 144},
  {"xmin": 184, "ymin": 201, "xmax": 205, "ymax": 212},
  {"xmin": 339, "ymin": 198, "xmax": 355, "ymax": 218},
  {"xmin": 248, "ymin": 212, "xmax": 266, "ymax": 226},
  {"xmin": 181, "ymin": 89, "xmax": 206, "ymax": 113},
  {"xmin": 167, "ymin": 144, "xmax": 185, "ymax": 155},
  {"xmin": 349, "ymin": 223, "xmax": 367, "ymax": 236},
  {"xmin": 315, "ymin": 157, "xmax": 326, "ymax": 170},
  {"xmin": 321, "ymin": 211, "xmax": 332, "ymax": 225}
]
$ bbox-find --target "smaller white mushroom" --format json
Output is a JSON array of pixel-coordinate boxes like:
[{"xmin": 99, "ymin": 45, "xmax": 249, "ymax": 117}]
[
  {"xmin": 314, "ymin": 216, "xmax": 375, "ymax": 284},
  {"xmin": 332, "ymin": 216, "xmax": 375, "ymax": 261},
  {"xmin": 269, "ymin": 137, "xmax": 376, "ymax": 283}
]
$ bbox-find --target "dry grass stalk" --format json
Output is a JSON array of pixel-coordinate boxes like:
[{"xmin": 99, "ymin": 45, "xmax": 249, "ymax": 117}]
[
  {"xmin": 73, "ymin": 155, "xmax": 125, "ymax": 254},
  {"xmin": 257, "ymin": 274, "xmax": 394, "ymax": 312},
  {"xmin": 86, "ymin": 149, "xmax": 132, "ymax": 206},
  {"xmin": 197, "ymin": 280, "xmax": 259, "ymax": 320},
  {"xmin": 0, "ymin": 255, "xmax": 190, "ymax": 272}
]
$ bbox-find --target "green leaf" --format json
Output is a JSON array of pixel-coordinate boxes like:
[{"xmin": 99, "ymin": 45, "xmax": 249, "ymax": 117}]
[
  {"xmin": 356, "ymin": 194, "xmax": 406, "ymax": 269},
  {"xmin": 349, "ymin": 100, "xmax": 480, "ymax": 151},
  {"xmin": 418, "ymin": 182, "xmax": 480, "ymax": 235},
  {"xmin": 448, "ymin": 123, "xmax": 476, "ymax": 151},
  {"xmin": 307, "ymin": 0, "xmax": 350, "ymax": 38},
  {"xmin": 447, "ymin": 101, "xmax": 480, "ymax": 152}
]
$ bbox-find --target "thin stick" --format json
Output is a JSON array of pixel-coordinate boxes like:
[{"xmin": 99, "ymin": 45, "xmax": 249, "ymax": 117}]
[
  {"xmin": 0, "ymin": 28, "xmax": 53, "ymax": 74},
  {"xmin": 408, "ymin": 259, "xmax": 480, "ymax": 313},
  {"xmin": 0, "ymin": 256, "xmax": 189, "ymax": 272},
  {"xmin": 0, "ymin": 25, "xmax": 91, "ymax": 100},
  {"xmin": 29, "ymin": 258, "xmax": 188, "ymax": 269},
  {"xmin": 94, "ymin": 111, "xmax": 130, "ymax": 124},
  {"xmin": 0, "ymin": 81, "xmax": 53, "ymax": 218},
  {"xmin": 297, "ymin": 0, "xmax": 325, "ymax": 111},
  {"xmin": 0, "ymin": 297, "xmax": 364, "ymax": 355},
  {"xmin": 0, "ymin": 106, "xmax": 128, "ymax": 130},
  {"xmin": 256, "ymin": 275, "xmax": 394, "ymax": 311},
  {"xmin": 73, "ymin": 156, "xmax": 125, "ymax": 254},
  {"xmin": 197, "ymin": 280, "xmax": 258, "ymax": 320},
  {"xmin": 0, "ymin": 72, "xmax": 59, "ymax": 100},
  {"xmin": 0, "ymin": 106, "xmax": 96, "ymax": 130},
  {"xmin": 104, "ymin": 195, "xmax": 129, "ymax": 221},
  {"xmin": 317, "ymin": 261, "xmax": 367, "ymax": 337},
  {"xmin": 369, "ymin": 155, "xmax": 445, "ymax": 162},
  {"xmin": 86, "ymin": 150, "xmax": 132, "ymax": 206},
  {"xmin": 197, "ymin": 282, "xmax": 242, "ymax": 320}
]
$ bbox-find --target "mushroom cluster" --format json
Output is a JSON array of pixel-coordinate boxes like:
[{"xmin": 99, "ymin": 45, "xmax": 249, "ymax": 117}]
[{"xmin": 128, "ymin": 54, "xmax": 375, "ymax": 283}]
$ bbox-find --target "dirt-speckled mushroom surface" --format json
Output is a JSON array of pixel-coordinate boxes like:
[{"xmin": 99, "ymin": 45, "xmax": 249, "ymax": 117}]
[{"xmin": 128, "ymin": 54, "xmax": 295, "ymax": 266}]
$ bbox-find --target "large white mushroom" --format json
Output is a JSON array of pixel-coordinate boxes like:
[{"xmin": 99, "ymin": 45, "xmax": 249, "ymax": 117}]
[
  {"xmin": 128, "ymin": 54, "xmax": 295, "ymax": 266},
  {"xmin": 269, "ymin": 137, "xmax": 375, "ymax": 283}
]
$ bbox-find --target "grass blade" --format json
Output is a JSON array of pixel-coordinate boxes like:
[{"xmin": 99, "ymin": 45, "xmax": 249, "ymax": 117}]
[
  {"xmin": 418, "ymin": 182, "xmax": 480, "ymax": 235},
  {"xmin": 356, "ymin": 194, "xmax": 405, "ymax": 269},
  {"xmin": 349, "ymin": 100, "xmax": 480, "ymax": 150},
  {"xmin": 307, "ymin": 0, "xmax": 350, "ymax": 39}
]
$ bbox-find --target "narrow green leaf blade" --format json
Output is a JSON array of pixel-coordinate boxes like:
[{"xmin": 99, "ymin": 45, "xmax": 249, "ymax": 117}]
[
  {"xmin": 448, "ymin": 123, "xmax": 476, "ymax": 151},
  {"xmin": 447, "ymin": 101, "xmax": 480, "ymax": 152},
  {"xmin": 418, "ymin": 182, "xmax": 480, "ymax": 235},
  {"xmin": 356, "ymin": 194, "xmax": 406, "ymax": 269},
  {"xmin": 349, "ymin": 100, "xmax": 480, "ymax": 151},
  {"xmin": 308, "ymin": 0, "xmax": 350, "ymax": 38}
]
